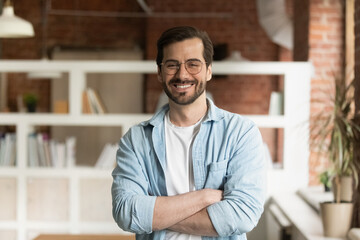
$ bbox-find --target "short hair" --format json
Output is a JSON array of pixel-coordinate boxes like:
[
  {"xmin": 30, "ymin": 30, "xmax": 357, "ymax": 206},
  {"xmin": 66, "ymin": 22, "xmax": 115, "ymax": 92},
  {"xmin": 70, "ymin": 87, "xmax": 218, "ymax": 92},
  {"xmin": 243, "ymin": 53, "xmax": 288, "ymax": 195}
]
[{"xmin": 156, "ymin": 26, "xmax": 214, "ymax": 69}]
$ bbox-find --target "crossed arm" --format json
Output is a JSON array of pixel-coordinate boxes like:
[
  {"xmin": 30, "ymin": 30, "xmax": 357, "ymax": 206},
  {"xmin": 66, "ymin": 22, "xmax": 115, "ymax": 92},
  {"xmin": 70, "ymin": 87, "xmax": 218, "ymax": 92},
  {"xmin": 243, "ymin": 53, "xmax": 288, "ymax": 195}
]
[
  {"xmin": 152, "ymin": 188, "xmax": 223, "ymax": 236},
  {"xmin": 113, "ymin": 123, "xmax": 266, "ymax": 237}
]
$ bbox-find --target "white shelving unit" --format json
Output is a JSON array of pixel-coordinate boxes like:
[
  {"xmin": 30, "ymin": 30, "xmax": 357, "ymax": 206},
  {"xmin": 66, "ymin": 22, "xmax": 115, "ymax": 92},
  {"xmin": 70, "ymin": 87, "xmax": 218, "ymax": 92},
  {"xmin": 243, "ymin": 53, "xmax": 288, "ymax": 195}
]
[{"xmin": 0, "ymin": 60, "xmax": 313, "ymax": 240}]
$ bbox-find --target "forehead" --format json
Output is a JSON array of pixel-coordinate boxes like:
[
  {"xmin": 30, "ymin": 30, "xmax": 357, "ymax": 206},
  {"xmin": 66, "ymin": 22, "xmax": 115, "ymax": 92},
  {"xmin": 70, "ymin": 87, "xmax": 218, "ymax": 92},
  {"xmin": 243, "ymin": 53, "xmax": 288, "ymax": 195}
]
[{"xmin": 163, "ymin": 38, "xmax": 204, "ymax": 60}]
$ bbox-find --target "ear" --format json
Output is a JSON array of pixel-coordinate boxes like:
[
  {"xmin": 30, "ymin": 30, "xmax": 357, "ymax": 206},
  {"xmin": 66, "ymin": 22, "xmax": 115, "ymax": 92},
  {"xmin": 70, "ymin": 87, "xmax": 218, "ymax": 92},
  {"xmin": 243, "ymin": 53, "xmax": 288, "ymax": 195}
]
[
  {"xmin": 157, "ymin": 66, "xmax": 163, "ymax": 83},
  {"xmin": 206, "ymin": 64, "xmax": 212, "ymax": 81}
]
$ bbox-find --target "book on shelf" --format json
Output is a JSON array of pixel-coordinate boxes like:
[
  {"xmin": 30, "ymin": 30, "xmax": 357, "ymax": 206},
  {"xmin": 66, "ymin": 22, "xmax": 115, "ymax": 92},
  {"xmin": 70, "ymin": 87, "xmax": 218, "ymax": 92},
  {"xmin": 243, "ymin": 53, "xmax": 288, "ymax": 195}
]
[
  {"xmin": 43, "ymin": 138, "xmax": 52, "ymax": 167},
  {"xmin": 28, "ymin": 133, "xmax": 39, "ymax": 167},
  {"xmin": 55, "ymin": 142, "xmax": 66, "ymax": 168},
  {"xmin": 82, "ymin": 88, "xmax": 107, "ymax": 114},
  {"xmin": 65, "ymin": 136, "xmax": 76, "ymax": 168},
  {"xmin": 95, "ymin": 143, "xmax": 118, "ymax": 169},
  {"xmin": 54, "ymin": 100, "xmax": 68, "ymax": 113},
  {"xmin": 36, "ymin": 133, "xmax": 48, "ymax": 167},
  {"xmin": 82, "ymin": 91, "xmax": 91, "ymax": 114},
  {"xmin": 0, "ymin": 133, "xmax": 16, "ymax": 166},
  {"xmin": 27, "ymin": 133, "xmax": 76, "ymax": 168}
]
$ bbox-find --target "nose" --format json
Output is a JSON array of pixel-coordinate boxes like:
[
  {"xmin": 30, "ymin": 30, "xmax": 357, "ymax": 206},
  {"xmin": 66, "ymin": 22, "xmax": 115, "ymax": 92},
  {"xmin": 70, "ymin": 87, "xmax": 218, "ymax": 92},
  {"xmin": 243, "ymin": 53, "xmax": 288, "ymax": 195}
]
[{"xmin": 176, "ymin": 63, "xmax": 190, "ymax": 80}]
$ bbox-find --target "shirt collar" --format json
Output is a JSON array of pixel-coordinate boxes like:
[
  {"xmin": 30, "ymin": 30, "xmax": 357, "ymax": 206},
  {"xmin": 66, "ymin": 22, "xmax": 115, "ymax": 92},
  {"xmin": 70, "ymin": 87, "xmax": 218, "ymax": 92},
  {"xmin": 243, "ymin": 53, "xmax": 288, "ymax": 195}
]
[{"xmin": 141, "ymin": 97, "xmax": 224, "ymax": 127}]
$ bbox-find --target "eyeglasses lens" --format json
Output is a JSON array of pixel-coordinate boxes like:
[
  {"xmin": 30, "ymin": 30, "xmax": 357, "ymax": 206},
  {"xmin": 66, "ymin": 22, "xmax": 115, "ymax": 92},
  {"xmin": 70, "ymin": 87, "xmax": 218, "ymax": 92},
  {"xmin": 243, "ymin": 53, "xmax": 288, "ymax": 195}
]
[{"xmin": 164, "ymin": 60, "xmax": 203, "ymax": 75}]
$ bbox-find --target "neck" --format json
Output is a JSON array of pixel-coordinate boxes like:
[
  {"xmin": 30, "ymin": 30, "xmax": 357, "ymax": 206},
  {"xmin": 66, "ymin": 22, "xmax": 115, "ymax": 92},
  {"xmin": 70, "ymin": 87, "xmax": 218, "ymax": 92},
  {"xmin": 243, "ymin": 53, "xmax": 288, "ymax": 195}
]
[{"xmin": 168, "ymin": 94, "xmax": 208, "ymax": 127}]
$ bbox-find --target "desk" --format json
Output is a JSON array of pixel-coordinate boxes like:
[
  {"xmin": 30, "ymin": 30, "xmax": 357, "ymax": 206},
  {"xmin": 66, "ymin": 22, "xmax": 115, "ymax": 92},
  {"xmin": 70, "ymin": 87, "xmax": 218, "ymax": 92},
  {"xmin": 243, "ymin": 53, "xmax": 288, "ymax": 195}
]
[{"xmin": 34, "ymin": 234, "xmax": 135, "ymax": 240}]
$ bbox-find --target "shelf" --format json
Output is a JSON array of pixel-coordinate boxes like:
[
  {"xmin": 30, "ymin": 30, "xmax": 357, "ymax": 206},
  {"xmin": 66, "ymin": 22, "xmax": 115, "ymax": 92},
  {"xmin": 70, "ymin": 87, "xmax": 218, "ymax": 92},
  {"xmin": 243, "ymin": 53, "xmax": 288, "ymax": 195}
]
[
  {"xmin": 0, "ymin": 167, "xmax": 18, "ymax": 176},
  {"xmin": 0, "ymin": 167, "xmax": 113, "ymax": 178},
  {"xmin": 25, "ymin": 221, "xmax": 120, "ymax": 231},
  {"xmin": 0, "ymin": 60, "xmax": 312, "ymax": 240},
  {"xmin": 212, "ymin": 61, "xmax": 314, "ymax": 75},
  {"xmin": 0, "ymin": 113, "xmax": 153, "ymax": 126},
  {"xmin": 0, "ymin": 60, "xmax": 314, "ymax": 75},
  {"xmin": 0, "ymin": 222, "xmax": 17, "ymax": 229},
  {"xmin": 0, "ymin": 113, "xmax": 285, "ymax": 128}
]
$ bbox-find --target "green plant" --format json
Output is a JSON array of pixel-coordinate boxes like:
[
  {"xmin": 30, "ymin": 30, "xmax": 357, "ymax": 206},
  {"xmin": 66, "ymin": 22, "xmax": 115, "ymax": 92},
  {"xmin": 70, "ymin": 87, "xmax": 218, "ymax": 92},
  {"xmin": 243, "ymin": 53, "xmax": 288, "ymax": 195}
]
[
  {"xmin": 319, "ymin": 169, "xmax": 333, "ymax": 191},
  {"xmin": 23, "ymin": 93, "xmax": 39, "ymax": 112},
  {"xmin": 312, "ymin": 72, "xmax": 360, "ymax": 203},
  {"xmin": 23, "ymin": 93, "xmax": 38, "ymax": 105}
]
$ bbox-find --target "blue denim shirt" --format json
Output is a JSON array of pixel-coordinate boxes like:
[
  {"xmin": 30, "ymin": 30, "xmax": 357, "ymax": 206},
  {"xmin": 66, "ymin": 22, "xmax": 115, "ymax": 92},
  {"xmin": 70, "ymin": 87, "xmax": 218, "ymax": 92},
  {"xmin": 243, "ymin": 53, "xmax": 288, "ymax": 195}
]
[{"xmin": 112, "ymin": 99, "xmax": 266, "ymax": 240}]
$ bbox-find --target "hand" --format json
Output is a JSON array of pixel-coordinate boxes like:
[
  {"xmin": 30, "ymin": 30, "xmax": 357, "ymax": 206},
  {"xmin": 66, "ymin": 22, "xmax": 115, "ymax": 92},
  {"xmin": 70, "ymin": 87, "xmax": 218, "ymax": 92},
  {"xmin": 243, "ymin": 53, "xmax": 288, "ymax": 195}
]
[{"xmin": 202, "ymin": 188, "xmax": 223, "ymax": 206}]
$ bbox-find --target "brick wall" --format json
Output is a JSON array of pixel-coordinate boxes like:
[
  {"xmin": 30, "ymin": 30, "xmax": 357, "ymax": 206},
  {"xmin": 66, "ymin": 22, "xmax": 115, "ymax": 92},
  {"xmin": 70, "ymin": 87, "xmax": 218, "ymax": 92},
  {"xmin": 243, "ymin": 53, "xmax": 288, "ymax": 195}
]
[
  {"xmin": 294, "ymin": 0, "xmax": 346, "ymax": 185},
  {"xmin": 2, "ymin": 0, "xmax": 145, "ymax": 58},
  {"xmin": 1, "ymin": 0, "xmax": 347, "ymax": 182},
  {"xmin": 2, "ymin": 0, "xmax": 145, "ymax": 112},
  {"xmin": 307, "ymin": 0, "xmax": 345, "ymax": 185}
]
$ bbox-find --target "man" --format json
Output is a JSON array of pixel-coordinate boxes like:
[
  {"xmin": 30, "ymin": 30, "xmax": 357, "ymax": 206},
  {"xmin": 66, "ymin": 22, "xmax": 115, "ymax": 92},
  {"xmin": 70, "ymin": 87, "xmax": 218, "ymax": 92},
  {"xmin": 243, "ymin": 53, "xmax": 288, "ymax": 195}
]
[{"xmin": 112, "ymin": 26, "xmax": 266, "ymax": 240}]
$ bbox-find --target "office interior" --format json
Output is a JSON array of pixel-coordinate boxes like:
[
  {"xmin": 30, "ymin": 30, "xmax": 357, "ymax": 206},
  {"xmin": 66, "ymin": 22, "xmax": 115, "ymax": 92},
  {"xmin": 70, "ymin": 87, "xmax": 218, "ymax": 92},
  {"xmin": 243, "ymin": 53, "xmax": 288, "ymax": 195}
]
[{"xmin": 0, "ymin": 0, "xmax": 360, "ymax": 240}]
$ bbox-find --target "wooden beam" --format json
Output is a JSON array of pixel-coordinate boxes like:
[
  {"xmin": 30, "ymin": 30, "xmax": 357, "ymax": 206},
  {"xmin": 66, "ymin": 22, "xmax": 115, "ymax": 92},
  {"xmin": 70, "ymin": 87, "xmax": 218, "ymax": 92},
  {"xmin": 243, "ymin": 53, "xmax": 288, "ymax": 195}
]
[{"xmin": 352, "ymin": 0, "xmax": 360, "ymax": 229}]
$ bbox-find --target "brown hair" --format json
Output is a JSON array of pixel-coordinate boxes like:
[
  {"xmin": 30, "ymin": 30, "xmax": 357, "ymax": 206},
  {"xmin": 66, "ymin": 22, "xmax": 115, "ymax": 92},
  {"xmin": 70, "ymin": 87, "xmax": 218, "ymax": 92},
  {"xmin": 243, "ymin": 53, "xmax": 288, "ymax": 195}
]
[{"xmin": 156, "ymin": 26, "xmax": 213, "ymax": 69}]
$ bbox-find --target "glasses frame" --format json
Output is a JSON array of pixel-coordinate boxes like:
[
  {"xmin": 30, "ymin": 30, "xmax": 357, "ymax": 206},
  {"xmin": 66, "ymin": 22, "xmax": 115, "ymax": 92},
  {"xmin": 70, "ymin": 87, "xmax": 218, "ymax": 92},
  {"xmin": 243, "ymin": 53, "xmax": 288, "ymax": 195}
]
[{"xmin": 160, "ymin": 59, "xmax": 207, "ymax": 75}]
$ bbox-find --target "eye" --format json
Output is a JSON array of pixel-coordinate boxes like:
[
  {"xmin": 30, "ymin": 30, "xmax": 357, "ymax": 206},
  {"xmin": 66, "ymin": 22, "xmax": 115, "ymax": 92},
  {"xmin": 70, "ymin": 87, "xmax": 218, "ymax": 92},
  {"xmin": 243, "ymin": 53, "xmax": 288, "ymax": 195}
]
[
  {"xmin": 187, "ymin": 61, "xmax": 201, "ymax": 68},
  {"xmin": 165, "ymin": 61, "xmax": 179, "ymax": 68}
]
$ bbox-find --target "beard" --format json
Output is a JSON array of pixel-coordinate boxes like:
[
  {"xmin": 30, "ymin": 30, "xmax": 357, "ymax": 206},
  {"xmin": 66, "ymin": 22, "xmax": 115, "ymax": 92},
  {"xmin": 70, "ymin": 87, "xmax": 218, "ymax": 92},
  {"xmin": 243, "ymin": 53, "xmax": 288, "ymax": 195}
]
[{"xmin": 162, "ymin": 78, "xmax": 206, "ymax": 105}]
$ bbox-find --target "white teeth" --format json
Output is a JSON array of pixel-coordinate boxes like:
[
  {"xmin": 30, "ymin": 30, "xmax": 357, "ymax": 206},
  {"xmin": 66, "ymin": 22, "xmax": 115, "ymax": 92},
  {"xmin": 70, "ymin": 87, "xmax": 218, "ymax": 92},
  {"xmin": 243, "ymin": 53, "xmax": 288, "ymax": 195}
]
[{"xmin": 176, "ymin": 85, "xmax": 191, "ymax": 89}]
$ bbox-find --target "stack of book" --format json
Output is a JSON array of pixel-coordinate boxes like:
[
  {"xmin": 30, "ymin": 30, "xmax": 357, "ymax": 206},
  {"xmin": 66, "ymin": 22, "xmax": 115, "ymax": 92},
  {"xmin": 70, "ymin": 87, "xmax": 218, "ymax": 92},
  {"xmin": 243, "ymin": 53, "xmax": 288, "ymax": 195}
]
[
  {"xmin": 28, "ymin": 133, "xmax": 76, "ymax": 168},
  {"xmin": 0, "ymin": 133, "xmax": 16, "ymax": 166},
  {"xmin": 82, "ymin": 88, "xmax": 107, "ymax": 114}
]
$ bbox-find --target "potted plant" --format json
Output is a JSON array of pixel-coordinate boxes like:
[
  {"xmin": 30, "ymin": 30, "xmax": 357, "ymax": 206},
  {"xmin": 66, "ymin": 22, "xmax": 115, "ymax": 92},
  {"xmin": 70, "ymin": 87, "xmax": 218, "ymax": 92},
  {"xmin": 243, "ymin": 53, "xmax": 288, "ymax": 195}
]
[
  {"xmin": 312, "ymin": 71, "xmax": 360, "ymax": 238},
  {"xmin": 23, "ymin": 93, "xmax": 39, "ymax": 113},
  {"xmin": 319, "ymin": 169, "xmax": 332, "ymax": 192}
]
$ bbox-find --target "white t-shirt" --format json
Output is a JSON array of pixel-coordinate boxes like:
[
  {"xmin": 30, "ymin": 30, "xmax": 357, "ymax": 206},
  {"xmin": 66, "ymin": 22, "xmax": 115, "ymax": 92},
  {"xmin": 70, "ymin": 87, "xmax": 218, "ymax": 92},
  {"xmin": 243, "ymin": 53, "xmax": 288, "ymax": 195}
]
[{"xmin": 164, "ymin": 111, "xmax": 203, "ymax": 240}]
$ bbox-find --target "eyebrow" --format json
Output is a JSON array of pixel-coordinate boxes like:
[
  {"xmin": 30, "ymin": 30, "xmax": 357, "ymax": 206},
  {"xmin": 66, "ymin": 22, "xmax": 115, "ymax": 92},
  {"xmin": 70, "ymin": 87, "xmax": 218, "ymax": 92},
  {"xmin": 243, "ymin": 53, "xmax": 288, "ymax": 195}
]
[
  {"xmin": 164, "ymin": 58, "xmax": 202, "ymax": 63},
  {"xmin": 164, "ymin": 59, "xmax": 178, "ymax": 63}
]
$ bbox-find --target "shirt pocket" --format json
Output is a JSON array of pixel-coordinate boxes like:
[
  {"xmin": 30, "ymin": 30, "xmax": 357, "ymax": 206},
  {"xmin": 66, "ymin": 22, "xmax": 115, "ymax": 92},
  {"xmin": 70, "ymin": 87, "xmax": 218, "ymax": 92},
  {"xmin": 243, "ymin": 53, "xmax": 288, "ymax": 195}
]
[{"xmin": 204, "ymin": 159, "xmax": 228, "ymax": 189}]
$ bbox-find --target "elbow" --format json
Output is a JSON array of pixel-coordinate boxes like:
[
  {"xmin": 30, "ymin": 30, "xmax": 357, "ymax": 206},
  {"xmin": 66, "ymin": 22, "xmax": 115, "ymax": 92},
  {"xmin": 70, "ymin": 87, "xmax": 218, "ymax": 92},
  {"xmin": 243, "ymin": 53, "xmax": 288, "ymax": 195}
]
[
  {"xmin": 112, "ymin": 202, "xmax": 134, "ymax": 233},
  {"xmin": 218, "ymin": 215, "xmax": 260, "ymax": 237},
  {"xmin": 237, "ymin": 220, "xmax": 258, "ymax": 235},
  {"xmin": 112, "ymin": 193, "xmax": 155, "ymax": 235},
  {"xmin": 215, "ymin": 221, "xmax": 256, "ymax": 237},
  {"xmin": 235, "ymin": 205, "xmax": 264, "ymax": 235},
  {"xmin": 113, "ymin": 203, "xmax": 151, "ymax": 234},
  {"xmin": 210, "ymin": 201, "xmax": 264, "ymax": 237}
]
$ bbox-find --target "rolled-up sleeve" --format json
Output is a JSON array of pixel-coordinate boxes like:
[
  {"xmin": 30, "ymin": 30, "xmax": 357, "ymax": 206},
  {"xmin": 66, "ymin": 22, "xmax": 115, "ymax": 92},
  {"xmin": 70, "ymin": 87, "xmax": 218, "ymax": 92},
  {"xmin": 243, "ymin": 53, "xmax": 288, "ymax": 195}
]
[
  {"xmin": 207, "ymin": 123, "xmax": 266, "ymax": 237},
  {"xmin": 112, "ymin": 129, "xmax": 156, "ymax": 234}
]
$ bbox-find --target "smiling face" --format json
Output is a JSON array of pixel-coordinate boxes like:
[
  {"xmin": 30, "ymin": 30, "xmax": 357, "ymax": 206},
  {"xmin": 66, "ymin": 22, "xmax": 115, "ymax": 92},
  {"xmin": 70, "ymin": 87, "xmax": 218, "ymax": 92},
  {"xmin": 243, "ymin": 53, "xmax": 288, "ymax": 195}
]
[{"xmin": 158, "ymin": 37, "xmax": 212, "ymax": 106}]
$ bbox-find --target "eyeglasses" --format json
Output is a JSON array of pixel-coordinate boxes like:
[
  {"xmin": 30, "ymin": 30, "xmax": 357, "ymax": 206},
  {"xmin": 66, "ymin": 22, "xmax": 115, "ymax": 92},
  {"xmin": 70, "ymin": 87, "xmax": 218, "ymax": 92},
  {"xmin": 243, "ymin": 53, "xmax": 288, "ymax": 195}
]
[{"xmin": 160, "ymin": 59, "xmax": 206, "ymax": 75}]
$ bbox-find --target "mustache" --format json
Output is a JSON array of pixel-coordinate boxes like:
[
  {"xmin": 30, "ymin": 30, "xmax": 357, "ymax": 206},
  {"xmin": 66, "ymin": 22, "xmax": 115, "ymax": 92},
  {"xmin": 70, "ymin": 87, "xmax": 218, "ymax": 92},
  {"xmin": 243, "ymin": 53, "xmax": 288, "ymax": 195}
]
[{"xmin": 169, "ymin": 79, "xmax": 197, "ymax": 85}]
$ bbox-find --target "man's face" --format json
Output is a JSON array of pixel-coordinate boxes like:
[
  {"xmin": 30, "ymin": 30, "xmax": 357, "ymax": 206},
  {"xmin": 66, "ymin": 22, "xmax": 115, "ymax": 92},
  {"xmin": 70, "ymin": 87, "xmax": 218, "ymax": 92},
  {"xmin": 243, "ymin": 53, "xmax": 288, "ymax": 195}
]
[{"xmin": 158, "ymin": 37, "xmax": 212, "ymax": 105}]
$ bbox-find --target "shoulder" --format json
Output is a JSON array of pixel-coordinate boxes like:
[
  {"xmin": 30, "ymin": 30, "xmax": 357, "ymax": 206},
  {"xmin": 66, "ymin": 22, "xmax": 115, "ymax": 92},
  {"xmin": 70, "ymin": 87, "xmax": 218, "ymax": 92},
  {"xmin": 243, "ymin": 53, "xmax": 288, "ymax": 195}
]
[
  {"xmin": 215, "ymin": 109, "xmax": 263, "ymax": 149},
  {"xmin": 207, "ymin": 98, "xmax": 256, "ymax": 128},
  {"xmin": 217, "ymin": 107, "xmax": 257, "ymax": 131},
  {"xmin": 123, "ymin": 123, "xmax": 149, "ymax": 143}
]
